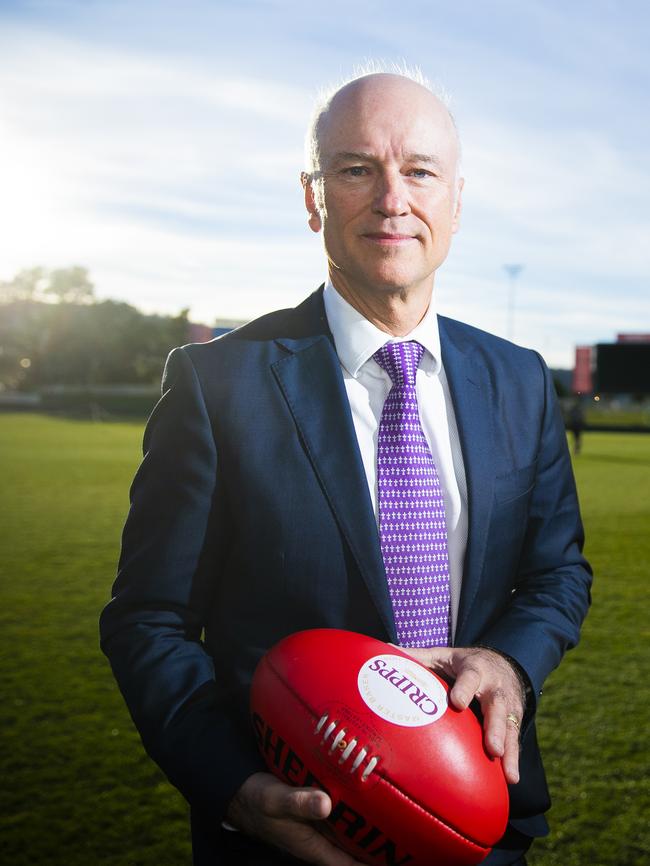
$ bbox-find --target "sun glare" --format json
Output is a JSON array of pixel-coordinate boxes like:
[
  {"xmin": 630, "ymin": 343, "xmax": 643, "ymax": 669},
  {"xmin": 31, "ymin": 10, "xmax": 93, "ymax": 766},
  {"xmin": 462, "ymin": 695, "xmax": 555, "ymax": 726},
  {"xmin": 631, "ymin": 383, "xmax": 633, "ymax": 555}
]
[{"xmin": 0, "ymin": 126, "xmax": 63, "ymax": 273}]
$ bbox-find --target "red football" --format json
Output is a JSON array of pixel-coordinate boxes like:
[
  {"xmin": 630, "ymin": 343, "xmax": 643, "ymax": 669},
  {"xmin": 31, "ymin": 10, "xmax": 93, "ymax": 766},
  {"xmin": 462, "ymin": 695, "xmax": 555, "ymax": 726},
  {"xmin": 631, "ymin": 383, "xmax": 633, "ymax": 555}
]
[{"xmin": 250, "ymin": 628, "xmax": 509, "ymax": 866}]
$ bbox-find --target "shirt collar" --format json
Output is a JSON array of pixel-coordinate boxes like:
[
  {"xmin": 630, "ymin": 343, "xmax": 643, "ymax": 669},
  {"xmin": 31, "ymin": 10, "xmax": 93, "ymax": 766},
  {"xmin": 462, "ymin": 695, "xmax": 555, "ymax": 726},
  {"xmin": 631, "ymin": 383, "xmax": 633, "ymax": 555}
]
[{"xmin": 323, "ymin": 279, "xmax": 442, "ymax": 378}]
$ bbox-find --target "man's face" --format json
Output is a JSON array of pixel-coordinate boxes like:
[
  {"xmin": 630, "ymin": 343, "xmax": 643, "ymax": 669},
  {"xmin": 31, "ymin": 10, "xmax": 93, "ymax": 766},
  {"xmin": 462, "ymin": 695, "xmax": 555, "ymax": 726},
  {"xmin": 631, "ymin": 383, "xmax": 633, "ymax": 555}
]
[{"xmin": 304, "ymin": 74, "xmax": 463, "ymax": 301}]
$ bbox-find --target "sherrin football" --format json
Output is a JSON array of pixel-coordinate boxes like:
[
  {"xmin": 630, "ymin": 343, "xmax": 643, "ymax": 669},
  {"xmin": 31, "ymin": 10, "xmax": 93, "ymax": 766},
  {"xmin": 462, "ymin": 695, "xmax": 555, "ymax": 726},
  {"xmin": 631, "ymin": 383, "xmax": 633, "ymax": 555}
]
[{"xmin": 250, "ymin": 629, "xmax": 509, "ymax": 866}]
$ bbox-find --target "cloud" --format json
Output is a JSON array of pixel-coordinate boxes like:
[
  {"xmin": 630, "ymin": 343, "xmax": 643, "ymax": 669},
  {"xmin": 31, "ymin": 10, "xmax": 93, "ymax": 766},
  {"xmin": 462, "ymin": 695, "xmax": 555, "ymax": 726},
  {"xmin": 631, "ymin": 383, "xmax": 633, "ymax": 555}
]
[
  {"xmin": 1, "ymin": 3, "xmax": 648, "ymax": 372},
  {"xmin": 0, "ymin": 24, "xmax": 313, "ymax": 288}
]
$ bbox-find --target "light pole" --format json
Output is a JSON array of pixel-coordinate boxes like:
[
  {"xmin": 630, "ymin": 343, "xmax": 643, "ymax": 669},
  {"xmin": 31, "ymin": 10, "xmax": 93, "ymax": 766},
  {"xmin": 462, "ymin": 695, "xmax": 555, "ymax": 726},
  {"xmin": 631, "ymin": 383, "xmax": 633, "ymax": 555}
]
[{"xmin": 503, "ymin": 264, "xmax": 524, "ymax": 342}]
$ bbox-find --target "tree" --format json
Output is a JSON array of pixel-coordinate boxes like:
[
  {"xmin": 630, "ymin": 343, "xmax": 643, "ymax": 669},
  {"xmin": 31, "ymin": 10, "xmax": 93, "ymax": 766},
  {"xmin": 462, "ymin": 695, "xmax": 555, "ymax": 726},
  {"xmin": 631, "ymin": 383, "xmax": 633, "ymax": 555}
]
[
  {"xmin": 0, "ymin": 267, "xmax": 47, "ymax": 302},
  {"xmin": 0, "ymin": 266, "xmax": 190, "ymax": 389},
  {"xmin": 45, "ymin": 266, "xmax": 94, "ymax": 304}
]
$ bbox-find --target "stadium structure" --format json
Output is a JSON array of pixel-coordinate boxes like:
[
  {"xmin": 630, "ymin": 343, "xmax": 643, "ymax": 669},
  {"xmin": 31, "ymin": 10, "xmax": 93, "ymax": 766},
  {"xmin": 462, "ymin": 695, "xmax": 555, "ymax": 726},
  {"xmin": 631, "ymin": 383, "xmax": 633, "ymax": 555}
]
[{"xmin": 573, "ymin": 334, "xmax": 650, "ymax": 396}]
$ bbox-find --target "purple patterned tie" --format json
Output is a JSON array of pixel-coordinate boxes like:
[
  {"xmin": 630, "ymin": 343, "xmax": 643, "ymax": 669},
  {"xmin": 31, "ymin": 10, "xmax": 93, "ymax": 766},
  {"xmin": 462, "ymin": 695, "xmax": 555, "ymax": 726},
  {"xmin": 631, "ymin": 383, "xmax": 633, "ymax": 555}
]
[{"xmin": 373, "ymin": 340, "xmax": 451, "ymax": 647}]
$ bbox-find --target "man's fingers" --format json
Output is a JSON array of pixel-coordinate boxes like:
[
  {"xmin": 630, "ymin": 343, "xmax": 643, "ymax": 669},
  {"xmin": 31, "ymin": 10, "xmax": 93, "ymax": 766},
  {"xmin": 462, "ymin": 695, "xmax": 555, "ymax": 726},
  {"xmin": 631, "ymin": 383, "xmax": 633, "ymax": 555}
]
[
  {"xmin": 260, "ymin": 784, "xmax": 364, "ymax": 866},
  {"xmin": 502, "ymin": 716, "xmax": 521, "ymax": 785},
  {"xmin": 394, "ymin": 645, "xmax": 427, "ymax": 662},
  {"xmin": 480, "ymin": 700, "xmax": 521, "ymax": 784},
  {"xmin": 267, "ymin": 783, "xmax": 331, "ymax": 820},
  {"xmin": 287, "ymin": 788, "xmax": 332, "ymax": 820},
  {"xmin": 230, "ymin": 774, "xmax": 367, "ymax": 865},
  {"xmin": 394, "ymin": 645, "xmax": 451, "ymax": 670},
  {"xmin": 478, "ymin": 690, "xmax": 521, "ymax": 783},
  {"xmin": 480, "ymin": 687, "xmax": 508, "ymax": 757},
  {"xmin": 401, "ymin": 646, "xmax": 524, "ymax": 786},
  {"xmin": 449, "ymin": 664, "xmax": 482, "ymax": 710}
]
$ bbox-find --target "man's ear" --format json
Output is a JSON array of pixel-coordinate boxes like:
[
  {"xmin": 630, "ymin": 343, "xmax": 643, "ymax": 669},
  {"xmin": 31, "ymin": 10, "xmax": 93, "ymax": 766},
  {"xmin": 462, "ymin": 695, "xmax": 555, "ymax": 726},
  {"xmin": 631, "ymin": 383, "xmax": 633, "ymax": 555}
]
[
  {"xmin": 301, "ymin": 171, "xmax": 322, "ymax": 233},
  {"xmin": 452, "ymin": 177, "xmax": 464, "ymax": 234}
]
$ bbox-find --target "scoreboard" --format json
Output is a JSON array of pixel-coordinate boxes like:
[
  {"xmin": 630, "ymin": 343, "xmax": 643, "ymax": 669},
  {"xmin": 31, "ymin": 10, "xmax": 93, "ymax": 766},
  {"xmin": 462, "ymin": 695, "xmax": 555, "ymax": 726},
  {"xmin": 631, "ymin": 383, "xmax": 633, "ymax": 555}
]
[{"xmin": 595, "ymin": 342, "xmax": 650, "ymax": 394}]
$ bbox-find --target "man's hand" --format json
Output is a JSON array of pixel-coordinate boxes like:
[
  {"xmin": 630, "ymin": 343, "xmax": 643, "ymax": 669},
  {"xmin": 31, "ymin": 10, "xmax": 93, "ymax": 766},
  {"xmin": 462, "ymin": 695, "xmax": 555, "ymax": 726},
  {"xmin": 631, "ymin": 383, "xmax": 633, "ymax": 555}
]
[
  {"xmin": 401, "ymin": 647, "xmax": 525, "ymax": 785},
  {"xmin": 226, "ymin": 772, "xmax": 365, "ymax": 865}
]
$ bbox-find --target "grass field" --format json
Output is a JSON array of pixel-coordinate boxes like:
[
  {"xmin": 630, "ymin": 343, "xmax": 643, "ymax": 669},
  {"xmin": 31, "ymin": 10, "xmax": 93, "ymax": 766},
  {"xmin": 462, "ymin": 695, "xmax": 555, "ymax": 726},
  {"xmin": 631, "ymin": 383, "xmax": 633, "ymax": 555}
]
[{"xmin": 0, "ymin": 414, "xmax": 648, "ymax": 866}]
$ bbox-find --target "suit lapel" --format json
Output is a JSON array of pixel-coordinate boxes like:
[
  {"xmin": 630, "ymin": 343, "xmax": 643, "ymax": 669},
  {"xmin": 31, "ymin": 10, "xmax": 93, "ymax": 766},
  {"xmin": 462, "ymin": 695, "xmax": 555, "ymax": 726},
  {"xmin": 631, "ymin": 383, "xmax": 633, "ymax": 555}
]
[
  {"xmin": 271, "ymin": 295, "xmax": 396, "ymax": 640},
  {"xmin": 439, "ymin": 320, "xmax": 496, "ymax": 645},
  {"xmin": 267, "ymin": 296, "xmax": 497, "ymax": 646}
]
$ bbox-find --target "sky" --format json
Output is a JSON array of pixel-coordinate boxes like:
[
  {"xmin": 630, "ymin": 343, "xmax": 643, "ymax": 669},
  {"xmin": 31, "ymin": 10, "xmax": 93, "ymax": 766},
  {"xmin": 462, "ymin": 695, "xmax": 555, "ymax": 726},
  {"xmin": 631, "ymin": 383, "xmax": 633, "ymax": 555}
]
[{"xmin": 1, "ymin": 0, "xmax": 649, "ymax": 368}]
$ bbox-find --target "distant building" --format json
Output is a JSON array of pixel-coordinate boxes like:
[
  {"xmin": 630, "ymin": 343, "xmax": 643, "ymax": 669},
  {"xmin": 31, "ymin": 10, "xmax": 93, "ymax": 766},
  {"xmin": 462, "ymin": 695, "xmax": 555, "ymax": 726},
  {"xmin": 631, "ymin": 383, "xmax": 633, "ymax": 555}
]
[
  {"xmin": 616, "ymin": 333, "xmax": 650, "ymax": 344},
  {"xmin": 187, "ymin": 322, "xmax": 215, "ymax": 344},
  {"xmin": 573, "ymin": 334, "xmax": 650, "ymax": 395},
  {"xmin": 187, "ymin": 317, "xmax": 247, "ymax": 344},
  {"xmin": 213, "ymin": 318, "xmax": 247, "ymax": 338},
  {"xmin": 572, "ymin": 346, "xmax": 594, "ymax": 394}
]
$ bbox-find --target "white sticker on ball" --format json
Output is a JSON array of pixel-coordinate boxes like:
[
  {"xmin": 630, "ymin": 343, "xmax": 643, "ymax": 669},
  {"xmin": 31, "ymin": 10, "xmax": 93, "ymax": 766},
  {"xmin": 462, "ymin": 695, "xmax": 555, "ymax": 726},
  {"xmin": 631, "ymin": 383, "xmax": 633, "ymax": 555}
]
[{"xmin": 357, "ymin": 654, "xmax": 448, "ymax": 727}]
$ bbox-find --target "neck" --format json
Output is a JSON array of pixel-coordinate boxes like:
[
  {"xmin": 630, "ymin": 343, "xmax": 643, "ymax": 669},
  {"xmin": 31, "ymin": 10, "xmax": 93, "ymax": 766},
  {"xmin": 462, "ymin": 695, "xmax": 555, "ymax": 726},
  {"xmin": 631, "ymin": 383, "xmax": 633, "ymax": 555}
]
[{"xmin": 329, "ymin": 272, "xmax": 433, "ymax": 336}]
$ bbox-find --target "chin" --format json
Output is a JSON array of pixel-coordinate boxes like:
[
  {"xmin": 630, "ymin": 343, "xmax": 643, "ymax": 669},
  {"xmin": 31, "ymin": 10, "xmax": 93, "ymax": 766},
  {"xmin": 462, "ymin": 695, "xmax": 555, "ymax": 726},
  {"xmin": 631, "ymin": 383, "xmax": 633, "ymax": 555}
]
[{"xmin": 365, "ymin": 267, "xmax": 426, "ymax": 294}]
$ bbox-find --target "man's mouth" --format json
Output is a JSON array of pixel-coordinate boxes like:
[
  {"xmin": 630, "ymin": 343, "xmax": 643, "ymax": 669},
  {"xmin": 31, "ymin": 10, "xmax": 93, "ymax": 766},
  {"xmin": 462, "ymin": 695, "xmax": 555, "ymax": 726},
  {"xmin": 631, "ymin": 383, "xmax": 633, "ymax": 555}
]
[{"xmin": 361, "ymin": 232, "xmax": 417, "ymax": 245}]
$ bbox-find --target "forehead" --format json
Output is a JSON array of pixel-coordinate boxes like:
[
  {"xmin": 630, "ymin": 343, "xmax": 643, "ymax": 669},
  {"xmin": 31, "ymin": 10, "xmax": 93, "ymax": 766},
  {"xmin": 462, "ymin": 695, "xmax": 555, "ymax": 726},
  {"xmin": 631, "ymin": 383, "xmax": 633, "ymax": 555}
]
[{"xmin": 317, "ymin": 76, "xmax": 458, "ymax": 166}]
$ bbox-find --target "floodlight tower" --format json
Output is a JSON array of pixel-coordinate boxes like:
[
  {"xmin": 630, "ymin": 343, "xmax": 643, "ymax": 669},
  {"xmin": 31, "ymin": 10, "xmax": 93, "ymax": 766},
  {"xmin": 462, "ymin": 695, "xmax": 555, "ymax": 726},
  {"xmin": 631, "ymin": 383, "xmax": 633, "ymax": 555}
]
[{"xmin": 503, "ymin": 264, "xmax": 524, "ymax": 342}]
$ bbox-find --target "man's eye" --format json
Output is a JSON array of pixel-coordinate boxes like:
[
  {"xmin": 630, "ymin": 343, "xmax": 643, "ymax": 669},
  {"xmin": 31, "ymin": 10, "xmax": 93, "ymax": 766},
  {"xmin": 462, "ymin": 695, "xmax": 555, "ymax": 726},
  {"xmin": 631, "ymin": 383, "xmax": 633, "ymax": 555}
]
[
  {"xmin": 342, "ymin": 166, "xmax": 369, "ymax": 177},
  {"xmin": 409, "ymin": 168, "xmax": 433, "ymax": 179}
]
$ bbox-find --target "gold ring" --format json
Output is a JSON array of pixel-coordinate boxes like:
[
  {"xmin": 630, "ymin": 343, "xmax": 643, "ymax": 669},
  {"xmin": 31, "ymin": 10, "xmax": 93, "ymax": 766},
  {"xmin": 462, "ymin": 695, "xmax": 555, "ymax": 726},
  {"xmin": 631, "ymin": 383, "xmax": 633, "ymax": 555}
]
[{"xmin": 506, "ymin": 713, "xmax": 520, "ymax": 729}]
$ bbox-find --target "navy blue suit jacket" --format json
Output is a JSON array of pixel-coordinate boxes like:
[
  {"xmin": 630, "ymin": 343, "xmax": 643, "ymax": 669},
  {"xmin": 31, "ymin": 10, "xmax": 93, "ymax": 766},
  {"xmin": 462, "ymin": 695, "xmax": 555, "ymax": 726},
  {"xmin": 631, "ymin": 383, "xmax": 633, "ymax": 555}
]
[{"xmin": 100, "ymin": 288, "xmax": 591, "ymax": 861}]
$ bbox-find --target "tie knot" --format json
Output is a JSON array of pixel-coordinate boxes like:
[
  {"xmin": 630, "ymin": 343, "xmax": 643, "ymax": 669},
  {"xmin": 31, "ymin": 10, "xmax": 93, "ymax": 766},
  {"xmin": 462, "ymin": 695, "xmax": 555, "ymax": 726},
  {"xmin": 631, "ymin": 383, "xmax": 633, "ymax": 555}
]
[{"xmin": 373, "ymin": 340, "xmax": 424, "ymax": 388}]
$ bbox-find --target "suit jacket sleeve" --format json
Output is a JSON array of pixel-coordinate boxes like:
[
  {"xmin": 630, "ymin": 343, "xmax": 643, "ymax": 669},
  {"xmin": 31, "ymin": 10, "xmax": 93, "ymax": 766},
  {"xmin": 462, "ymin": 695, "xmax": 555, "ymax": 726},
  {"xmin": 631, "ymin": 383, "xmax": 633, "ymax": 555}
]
[
  {"xmin": 477, "ymin": 351, "xmax": 592, "ymax": 710},
  {"xmin": 99, "ymin": 346, "xmax": 264, "ymax": 820}
]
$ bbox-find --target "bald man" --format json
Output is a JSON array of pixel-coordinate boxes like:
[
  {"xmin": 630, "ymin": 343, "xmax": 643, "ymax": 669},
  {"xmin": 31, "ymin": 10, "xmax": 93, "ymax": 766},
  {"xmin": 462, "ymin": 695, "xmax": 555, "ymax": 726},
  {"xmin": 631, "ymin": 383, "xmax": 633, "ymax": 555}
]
[{"xmin": 101, "ymin": 71, "xmax": 591, "ymax": 866}]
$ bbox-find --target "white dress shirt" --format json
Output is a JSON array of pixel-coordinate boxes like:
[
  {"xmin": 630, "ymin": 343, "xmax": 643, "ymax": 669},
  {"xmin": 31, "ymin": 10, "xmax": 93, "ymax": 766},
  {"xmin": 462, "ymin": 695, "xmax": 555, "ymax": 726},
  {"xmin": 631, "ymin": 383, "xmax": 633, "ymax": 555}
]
[{"xmin": 322, "ymin": 281, "xmax": 468, "ymax": 641}]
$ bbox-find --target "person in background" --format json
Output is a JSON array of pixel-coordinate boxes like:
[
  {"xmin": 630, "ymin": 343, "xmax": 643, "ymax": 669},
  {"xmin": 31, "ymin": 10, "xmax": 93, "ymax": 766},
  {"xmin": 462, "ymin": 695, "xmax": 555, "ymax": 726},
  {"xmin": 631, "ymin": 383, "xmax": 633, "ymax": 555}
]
[{"xmin": 568, "ymin": 399, "xmax": 586, "ymax": 454}]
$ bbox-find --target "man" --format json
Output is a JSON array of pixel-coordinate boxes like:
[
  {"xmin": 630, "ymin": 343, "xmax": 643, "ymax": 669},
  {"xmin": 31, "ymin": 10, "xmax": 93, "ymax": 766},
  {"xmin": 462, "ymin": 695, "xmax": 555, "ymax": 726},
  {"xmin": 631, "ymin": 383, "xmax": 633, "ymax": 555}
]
[{"xmin": 100, "ymin": 70, "xmax": 592, "ymax": 866}]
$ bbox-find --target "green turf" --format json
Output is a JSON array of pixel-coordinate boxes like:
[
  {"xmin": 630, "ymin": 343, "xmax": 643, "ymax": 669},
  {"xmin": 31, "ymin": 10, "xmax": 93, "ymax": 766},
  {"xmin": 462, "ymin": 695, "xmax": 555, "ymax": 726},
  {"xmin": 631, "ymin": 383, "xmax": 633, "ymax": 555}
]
[
  {"xmin": 528, "ymin": 433, "xmax": 650, "ymax": 866},
  {"xmin": 585, "ymin": 408, "xmax": 650, "ymax": 428},
  {"xmin": 0, "ymin": 415, "xmax": 190, "ymax": 865},
  {"xmin": 0, "ymin": 415, "xmax": 648, "ymax": 865}
]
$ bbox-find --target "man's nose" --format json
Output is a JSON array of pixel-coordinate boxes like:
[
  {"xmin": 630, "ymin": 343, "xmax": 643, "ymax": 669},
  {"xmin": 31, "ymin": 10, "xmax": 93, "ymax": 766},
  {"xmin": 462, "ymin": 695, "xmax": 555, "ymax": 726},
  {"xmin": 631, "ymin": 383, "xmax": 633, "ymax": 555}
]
[{"xmin": 372, "ymin": 171, "xmax": 410, "ymax": 217}]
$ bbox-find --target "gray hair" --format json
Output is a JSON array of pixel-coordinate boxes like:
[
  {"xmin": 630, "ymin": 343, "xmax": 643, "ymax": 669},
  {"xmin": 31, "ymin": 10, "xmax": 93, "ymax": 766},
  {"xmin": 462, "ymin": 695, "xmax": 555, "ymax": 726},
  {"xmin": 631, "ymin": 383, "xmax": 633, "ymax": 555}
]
[{"xmin": 303, "ymin": 60, "xmax": 460, "ymax": 175}]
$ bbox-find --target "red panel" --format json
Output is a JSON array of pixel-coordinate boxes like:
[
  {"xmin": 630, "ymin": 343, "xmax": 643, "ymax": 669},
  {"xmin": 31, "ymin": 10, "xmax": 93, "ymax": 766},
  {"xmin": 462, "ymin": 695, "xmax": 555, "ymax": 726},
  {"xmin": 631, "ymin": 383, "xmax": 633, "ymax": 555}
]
[{"xmin": 572, "ymin": 346, "xmax": 593, "ymax": 394}]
